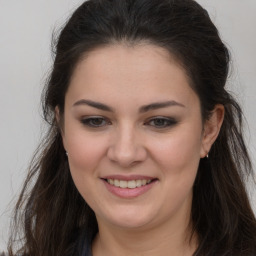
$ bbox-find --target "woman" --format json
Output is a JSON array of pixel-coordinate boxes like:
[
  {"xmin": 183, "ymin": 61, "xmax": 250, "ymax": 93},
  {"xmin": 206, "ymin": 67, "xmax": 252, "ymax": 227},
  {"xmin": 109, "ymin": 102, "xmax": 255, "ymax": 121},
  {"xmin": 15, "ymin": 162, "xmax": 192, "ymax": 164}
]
[{"xmin": 7, "ymin": 0, "xmax": 256, "ymax": 255}]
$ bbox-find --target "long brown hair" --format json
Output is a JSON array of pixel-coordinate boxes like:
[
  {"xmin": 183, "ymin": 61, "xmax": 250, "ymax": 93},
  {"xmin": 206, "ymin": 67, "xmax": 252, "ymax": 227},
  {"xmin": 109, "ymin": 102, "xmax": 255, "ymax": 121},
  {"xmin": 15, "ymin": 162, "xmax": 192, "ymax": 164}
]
[{"xmin": 8, "ymin": 0, "xmax": 256, "ymax": 255}]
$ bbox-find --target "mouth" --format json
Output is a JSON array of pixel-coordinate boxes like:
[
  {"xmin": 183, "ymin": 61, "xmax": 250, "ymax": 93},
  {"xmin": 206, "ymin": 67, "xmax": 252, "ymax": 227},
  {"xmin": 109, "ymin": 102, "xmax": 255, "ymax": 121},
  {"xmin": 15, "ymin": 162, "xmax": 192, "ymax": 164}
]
[
  {"xmin": 102, "ymin": 176, "xmax": 158, "ymax": 198},
  {"xmin": 101, "ymin": 175, "xmax": 158, "ymax": 198},
  {"xmin": 104, "ymin": 178, "xmax": 155, "ymax": 189}
]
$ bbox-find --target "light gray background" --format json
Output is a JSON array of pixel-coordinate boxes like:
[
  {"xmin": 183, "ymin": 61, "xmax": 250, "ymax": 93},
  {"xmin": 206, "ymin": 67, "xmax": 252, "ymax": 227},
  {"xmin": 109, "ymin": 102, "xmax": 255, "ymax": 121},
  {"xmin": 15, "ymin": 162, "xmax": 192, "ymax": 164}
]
[{"xmin": 0, "ymin": 0, "xmax": 255, "ymax": 251}]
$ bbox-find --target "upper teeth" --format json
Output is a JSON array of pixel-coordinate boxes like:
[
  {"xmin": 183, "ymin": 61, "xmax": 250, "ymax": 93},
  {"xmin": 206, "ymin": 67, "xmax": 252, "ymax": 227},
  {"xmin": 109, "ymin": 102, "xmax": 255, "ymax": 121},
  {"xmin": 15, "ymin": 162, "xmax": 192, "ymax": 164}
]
[{"xmin": 107, "ymin": 179, "xmax": 151, "ymax": 188}]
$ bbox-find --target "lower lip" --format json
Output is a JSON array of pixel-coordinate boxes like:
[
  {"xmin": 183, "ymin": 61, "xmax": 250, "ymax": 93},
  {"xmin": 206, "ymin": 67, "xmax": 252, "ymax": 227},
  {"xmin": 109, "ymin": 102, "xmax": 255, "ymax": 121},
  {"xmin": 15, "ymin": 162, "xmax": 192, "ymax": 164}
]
[{"xmin": 103, "ymin": 179, "xmax": 157, "ymax": 198}]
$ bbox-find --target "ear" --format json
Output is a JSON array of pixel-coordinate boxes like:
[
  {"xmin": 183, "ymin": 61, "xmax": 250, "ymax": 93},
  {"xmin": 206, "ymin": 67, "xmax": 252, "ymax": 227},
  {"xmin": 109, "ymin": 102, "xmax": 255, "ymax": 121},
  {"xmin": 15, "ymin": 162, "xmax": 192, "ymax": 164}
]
[
  {"xmin": 200, "ymin": 104, "xmax": 225, "ymax": 158},
  {"xmin": 55, "ymin": 106, "xmax": 61, "ymax": 124},
  {"xmin": 55, "ymin": 106, "xmax": 67, "ymax": 150}
]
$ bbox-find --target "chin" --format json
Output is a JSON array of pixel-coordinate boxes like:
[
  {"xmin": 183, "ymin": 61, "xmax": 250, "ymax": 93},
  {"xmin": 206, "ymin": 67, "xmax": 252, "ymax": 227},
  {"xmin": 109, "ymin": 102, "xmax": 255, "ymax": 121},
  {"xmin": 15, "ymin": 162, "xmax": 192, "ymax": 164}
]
[{"xmin": 98, "ymin": 208, "xmax": 158, "ymax": 230}]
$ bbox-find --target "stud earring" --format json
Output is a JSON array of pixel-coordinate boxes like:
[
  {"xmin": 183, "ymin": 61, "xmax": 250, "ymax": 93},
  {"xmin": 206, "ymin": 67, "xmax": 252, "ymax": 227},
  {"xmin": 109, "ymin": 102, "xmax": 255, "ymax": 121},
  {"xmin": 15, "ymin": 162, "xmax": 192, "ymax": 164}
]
[{"xmin": 66, "ymin": 152, "xmax": 68, "ymax": 156}]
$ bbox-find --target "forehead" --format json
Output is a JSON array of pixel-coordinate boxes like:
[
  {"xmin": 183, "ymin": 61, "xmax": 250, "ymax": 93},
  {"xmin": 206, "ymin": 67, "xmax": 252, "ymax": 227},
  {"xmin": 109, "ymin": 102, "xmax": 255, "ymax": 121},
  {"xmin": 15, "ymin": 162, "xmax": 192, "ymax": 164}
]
[
  {"xmin": 72, "ymin": 43, "xmax": 185, "ymax": 83},
  {"xmin": 66, "ymin": 44, "xmax": 198, "ymax": 109}
]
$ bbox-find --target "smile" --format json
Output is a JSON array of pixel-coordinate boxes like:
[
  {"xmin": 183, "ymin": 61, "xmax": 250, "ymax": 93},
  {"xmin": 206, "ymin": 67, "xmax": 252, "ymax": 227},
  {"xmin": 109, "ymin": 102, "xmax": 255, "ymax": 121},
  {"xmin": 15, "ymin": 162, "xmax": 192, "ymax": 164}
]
[
  {"xmin": 106, "ymin": 179, "xmax": 152, "ymax": 189},
  {"xmin": 102, "ymin": 176, "xmax": 158, "ymax": 198}
]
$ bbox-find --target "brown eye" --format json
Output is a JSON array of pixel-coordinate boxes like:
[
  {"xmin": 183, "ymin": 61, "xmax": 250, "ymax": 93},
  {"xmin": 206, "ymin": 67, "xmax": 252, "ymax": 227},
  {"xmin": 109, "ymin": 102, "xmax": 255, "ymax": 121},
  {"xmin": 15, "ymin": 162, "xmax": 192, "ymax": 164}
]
[
  {"xmin": 146, "ymin": 117, "xmax": 177, "ymax": 128},
  {"xmin": 81, "ymin": 117, "xmax": 110, "ymax": 127}
]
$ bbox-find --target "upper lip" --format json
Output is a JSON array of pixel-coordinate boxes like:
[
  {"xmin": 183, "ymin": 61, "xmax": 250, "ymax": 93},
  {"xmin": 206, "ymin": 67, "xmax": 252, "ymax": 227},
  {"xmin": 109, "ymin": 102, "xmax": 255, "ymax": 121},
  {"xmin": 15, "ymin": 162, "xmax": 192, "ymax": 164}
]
[{"xmin": 101, "ymin": 175, "xmax": 157, "ymax": 181}]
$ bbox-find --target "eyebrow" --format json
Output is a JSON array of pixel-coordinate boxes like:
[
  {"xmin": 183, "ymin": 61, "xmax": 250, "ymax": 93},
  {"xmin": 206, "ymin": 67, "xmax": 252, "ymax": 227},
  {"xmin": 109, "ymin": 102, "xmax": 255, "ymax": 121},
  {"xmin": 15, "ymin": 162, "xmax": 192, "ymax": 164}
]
[
  {"xmin": 73, "ymin": 99, "xmax": 185, "ymax": 113},
  {"xmin": 139, "ymin": 101, "xmax": 185, "ymax": 113},
  {"xmin": 73, "ymin": 99, "xmax": 114, "ymax": 111}
]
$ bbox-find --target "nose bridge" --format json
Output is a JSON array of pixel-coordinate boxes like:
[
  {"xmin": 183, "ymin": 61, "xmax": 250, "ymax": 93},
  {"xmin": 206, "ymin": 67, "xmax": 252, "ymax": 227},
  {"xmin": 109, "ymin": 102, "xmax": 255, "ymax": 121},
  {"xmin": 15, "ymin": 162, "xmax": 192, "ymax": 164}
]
[
  {"xmin": 107, "ymin": 122, "xmax": 146, "ymax": 166},
  {"xmin": 115, "ymin": 122, "xmax": 137, "ymax": 157}
]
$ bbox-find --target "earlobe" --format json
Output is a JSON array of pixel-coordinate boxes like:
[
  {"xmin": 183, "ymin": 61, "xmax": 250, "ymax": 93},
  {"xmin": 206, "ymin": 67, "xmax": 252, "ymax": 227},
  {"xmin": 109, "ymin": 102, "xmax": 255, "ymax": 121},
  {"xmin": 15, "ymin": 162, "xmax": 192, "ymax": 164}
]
[{"xmin": 200, "ymin": 104, "xmax": 225, "ymax": 158}]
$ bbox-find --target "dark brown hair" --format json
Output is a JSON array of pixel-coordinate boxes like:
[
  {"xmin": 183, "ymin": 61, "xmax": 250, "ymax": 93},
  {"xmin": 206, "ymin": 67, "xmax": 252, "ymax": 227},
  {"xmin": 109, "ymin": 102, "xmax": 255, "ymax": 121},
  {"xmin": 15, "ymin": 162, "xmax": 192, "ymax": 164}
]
[{"xmin": 8, "ymin": 0, "xmax": 256, "ymax": 255}]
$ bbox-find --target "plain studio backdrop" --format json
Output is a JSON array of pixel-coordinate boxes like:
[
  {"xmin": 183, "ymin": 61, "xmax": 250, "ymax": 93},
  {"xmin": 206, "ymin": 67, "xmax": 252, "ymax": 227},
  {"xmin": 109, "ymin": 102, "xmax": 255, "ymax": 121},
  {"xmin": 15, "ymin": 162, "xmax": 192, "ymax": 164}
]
[{"xmin": 0, "ymin": 0, "xmax": 255, "ymax": 251}]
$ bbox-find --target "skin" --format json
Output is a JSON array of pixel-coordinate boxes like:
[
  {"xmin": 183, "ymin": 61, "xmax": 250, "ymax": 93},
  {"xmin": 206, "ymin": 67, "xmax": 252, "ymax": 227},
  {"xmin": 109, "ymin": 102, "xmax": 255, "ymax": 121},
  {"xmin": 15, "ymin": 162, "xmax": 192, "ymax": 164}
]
[{"xmin": 58, "ymin": 44, "xmax": 224, "ymax": 256}]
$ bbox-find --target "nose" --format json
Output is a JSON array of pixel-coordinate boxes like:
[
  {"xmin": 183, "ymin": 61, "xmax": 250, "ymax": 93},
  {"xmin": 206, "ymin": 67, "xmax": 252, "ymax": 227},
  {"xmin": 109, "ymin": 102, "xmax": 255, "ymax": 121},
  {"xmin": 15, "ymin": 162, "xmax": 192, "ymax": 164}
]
[{"xmin": 107, "ymin": 125, "xmax": 147, "ymax": 167}]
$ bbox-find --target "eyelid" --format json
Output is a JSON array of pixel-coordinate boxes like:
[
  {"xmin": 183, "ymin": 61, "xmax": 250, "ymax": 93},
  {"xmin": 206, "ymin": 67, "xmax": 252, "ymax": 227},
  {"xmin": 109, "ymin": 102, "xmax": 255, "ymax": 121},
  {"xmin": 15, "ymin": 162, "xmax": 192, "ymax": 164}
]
[
  {"xmin": 79, "ymin": 115, "xmax": 177, "ymax": 129},
  {"xmin": 80, "ymin": 116, "xmax": 111, "ymax": 128},
  {"xmin": 144, "ymin": 116, "xmax": 177, "ymax": 128}
]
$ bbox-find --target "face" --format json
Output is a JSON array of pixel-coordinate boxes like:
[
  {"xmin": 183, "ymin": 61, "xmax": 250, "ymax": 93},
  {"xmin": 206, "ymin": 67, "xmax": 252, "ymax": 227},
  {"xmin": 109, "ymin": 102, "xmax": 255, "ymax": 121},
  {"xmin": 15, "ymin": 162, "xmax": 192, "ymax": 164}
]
[{"xmin": 61, "ymin": 44, "xmax": 211, "ymax": 231}]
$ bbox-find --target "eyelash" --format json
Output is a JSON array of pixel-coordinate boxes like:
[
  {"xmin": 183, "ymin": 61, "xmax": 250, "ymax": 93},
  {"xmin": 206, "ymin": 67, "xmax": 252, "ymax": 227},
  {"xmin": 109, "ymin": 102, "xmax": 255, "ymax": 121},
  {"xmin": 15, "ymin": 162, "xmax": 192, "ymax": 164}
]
[
  {"xmin": 80, "ymin": 116, "xmax": 177, "ymax": 129},
  {"xmin": 145, "ymin": 117, "xmax": 177, "ymax": 128},
  {"xmin": 80, "ymin": 116, "xmax": 111, "ymax": 127}
]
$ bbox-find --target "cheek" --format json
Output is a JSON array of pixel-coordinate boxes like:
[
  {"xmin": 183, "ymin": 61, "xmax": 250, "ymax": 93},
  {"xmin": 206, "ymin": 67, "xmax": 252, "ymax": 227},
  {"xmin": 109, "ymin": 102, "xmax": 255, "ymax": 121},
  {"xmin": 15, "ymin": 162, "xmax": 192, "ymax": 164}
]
[
  {"xmin": 65, "ymin": 133, "xmax": 108, "ymax": 203},
  {"xmin": 155, "ymin": 133, "xmax": 201, "ymax": 163},
  {"xmin": 151, "ymin": 125, "xmax": 203, "ymax": 175},
  {"xmin": 151, "ymin": 128, "xmax": 202, "ymax": 213},
  {"xmin": 64, "ymin": 128, "xmax": 108, "ymax": 176}
]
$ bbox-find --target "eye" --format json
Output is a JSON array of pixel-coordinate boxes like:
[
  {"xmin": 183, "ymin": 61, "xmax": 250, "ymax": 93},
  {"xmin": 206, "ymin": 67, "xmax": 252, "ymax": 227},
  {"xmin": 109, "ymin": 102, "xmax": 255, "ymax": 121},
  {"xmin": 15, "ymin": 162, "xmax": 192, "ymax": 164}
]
[
  {"xmin": 145, "ymin": 117, "xmax": 177, "ymax": 129},
  {"xmin": 81, "ymin": 116, "xmax": 111, "ymax": 128}
]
